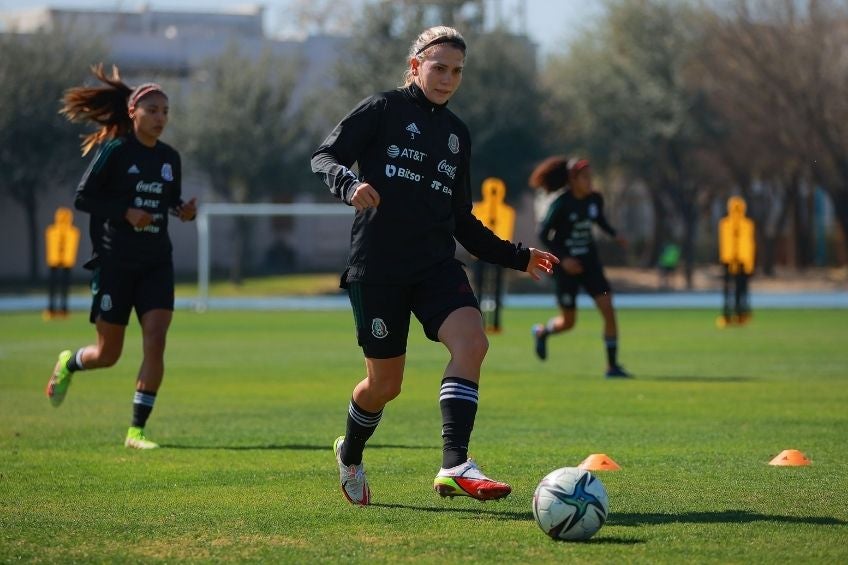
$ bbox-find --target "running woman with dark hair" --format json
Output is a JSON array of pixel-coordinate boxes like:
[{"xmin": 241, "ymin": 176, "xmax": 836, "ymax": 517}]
[
  {"xmin": 46, "ymin": 64, "xmax": 197, "ymax": 449},
  {"xmin": 529, "ymin": 156, "xmax": 631, "ymax": 378},
  {"xmin": 312, "ymin": 26, "xmax": 558, "ymax": 505}
]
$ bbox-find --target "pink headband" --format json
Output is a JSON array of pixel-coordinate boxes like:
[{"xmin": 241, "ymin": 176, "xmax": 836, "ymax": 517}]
[
  {"xmin": 128, "ymin": 83, "xmax": 166, "ymax": 109},
  {"xmin": 568, "ymin": 158, "xmax": 590, "ymax": 174}
]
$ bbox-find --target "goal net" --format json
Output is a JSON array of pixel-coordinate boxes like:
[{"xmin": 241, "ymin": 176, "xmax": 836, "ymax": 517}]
[{"xmin": 194, "ymin": 202, "xmax": 353, "ymax": 310}]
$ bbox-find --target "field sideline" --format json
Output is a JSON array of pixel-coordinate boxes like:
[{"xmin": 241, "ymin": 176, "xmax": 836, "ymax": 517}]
[{"xmin": 2, "ymin": 309, "xmax": 847, "ymax": 563}]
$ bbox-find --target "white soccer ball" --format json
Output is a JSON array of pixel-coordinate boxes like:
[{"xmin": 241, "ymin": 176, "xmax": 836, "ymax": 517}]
[{"xmin": 532, "ymin": 467, "xmax": 609, "ymax": 541}]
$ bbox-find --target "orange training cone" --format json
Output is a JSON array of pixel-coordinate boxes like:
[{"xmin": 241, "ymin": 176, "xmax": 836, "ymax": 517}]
[
  {"xmin": 769, "ymin": 449, "xmax": 811, "ymax": 466},
  {"xmin": 578, "ymin": 453, "xmax": 621, "ymax": 471}
]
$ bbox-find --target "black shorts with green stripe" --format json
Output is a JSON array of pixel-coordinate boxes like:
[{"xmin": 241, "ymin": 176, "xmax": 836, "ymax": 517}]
[{"xmin": 344, "ymin": 260, "xmax": 479, "ymax": 359}]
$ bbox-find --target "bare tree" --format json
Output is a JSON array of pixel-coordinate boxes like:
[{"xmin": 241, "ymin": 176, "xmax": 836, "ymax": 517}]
[{"xmin": 698, "ymin": 0, "xmax": 848, "ymax": 268}]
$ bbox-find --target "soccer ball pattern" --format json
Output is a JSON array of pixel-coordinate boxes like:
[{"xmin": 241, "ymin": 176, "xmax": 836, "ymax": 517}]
[{"xmin": 532, "ymin": 467, "xmax": 609, "ymax": 541}]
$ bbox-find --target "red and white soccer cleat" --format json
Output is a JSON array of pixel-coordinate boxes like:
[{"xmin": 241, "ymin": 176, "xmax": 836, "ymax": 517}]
[{"xmin": 433, "ymin": 459, "xmax": 511, "ymax": 501}]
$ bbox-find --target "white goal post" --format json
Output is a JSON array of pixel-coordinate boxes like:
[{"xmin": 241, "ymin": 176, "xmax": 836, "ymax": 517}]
[{"xmin": 195, "ymin": 202, "xmax": 352, "ymax": 311}]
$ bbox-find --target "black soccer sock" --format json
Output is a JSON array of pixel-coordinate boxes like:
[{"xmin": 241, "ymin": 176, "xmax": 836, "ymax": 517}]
[
  {"xmin": 65, "ymin": 348, "xmax": 87, "ymax": 373},
  {"xmin": 340, "ymin": 399, "xmax": 382, "ymax": 466},
  {"xmin": 604, "ymin": 336, "xmax": 618, "ymax": 367},
  {"xmin": 439, "ymin": 377, "xmax": 479, "ymax": 469},
  {"xmin": 131, "ymin": 390, "xmax": 157, "ymax": 428}
]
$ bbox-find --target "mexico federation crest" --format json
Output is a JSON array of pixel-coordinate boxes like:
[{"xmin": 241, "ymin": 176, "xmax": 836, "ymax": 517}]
[
  {"xmin": 161, "ymin": 163, "xmax": 174, "ymax": 181},
  {"xmin": 100, "ymin": 293, "xmax": 113, "ymax": 312},
  {"xmin": 448, "ymin": 133, "xmax": 460, "ymax": 154},
  {"xmin": 371, "ymin": 318, "xmax": 389, "ymax": 339}
]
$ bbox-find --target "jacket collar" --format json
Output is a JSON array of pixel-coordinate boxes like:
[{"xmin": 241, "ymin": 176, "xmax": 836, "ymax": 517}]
[
  {"xmin": 127, "ymin": 131, "xmax": 158, "ymax": 150},
  {"xmin": 403, "ymin": 82, "xmax": 448, "ymax": 112}
]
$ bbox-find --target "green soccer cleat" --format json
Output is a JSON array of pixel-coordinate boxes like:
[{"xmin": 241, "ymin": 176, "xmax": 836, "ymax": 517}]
[
  {"xmin": 125, "ymin": 426, "xmax": 160, "ymax": 449},
  {"xmin": 46, "ymin": 350, "xmax": 74, "ymax": 407}
]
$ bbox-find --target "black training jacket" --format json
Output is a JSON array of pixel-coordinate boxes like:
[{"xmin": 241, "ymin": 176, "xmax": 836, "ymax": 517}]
[
  {"xmin": 311, "ymin": 83, "xmax": 530, "ymax": 284},
  {"xmin": 75, "ymin": 134, "xmax": 183, "ymax": 267},
  {"xmin": 539, "ymin": 190, "xmax": 616, "ymax": 263}
]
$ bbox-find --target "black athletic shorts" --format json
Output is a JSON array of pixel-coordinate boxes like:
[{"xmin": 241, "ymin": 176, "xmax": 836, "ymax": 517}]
[
  {"xmin": 345, "ymin": 260, "xmax": 480, "ymax": 359},
  {"xmin": 89, "ymin": 260, "xmax": 175, "ymax": 325},
  {"xmin": 553, "ymin": 257, "xmax": 611, "ymax": 309}
]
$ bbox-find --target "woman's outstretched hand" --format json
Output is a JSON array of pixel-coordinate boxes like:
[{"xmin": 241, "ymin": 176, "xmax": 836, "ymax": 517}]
[{"xmin": 525, "ymin": 248, "xmax": 560, "ymax": 280}]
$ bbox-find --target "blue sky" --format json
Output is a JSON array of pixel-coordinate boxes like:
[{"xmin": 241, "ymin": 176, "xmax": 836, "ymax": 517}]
[{"xmin": 0, "ymin": 0, "xmax": 604, "ymax": 56}]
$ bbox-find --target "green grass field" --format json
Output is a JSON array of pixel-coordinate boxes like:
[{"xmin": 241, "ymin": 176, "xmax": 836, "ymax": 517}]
[{"xmin": 2, "ymin": 308, "xmax": 847, "ymax": 563}]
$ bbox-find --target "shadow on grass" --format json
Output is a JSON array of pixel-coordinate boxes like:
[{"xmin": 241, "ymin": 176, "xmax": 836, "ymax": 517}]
[
  {"xmin": 160, "ymin": 443, "xmax": 436, "ymax": 451},
  {"xmin": 371, "ymin": 502, "xmax": 532, "ymax": 521},
  {"xmin": 579, "ymin": 536, "xmax": 645, "ymax": 545},
  {"xmin": 648, "ymin": 375, "xmax": 757, "ymax": 383},
  {"xmin": 610, "ymin": 510, "xmax": 847, "ymax": 526},
  {"xmin": 371, "ymin": 504, "xmax": 645, "ymax": 544}
]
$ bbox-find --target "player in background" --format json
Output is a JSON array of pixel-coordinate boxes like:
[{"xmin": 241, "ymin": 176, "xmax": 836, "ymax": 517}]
[
  {"xmin": 529, "ymin": 156, "xmax": 631, "ymax": 378},
  {"xmin": 46, "ymin": 64, "xmax": 197, "ymax": 448},
  {"xmin": 312, "ymin": 26, "xmax": 558, "ymax": 505}
]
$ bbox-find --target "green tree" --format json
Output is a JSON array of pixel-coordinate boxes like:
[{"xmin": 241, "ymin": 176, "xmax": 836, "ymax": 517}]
[
  {"xmin": 175, "ymin": 44, "xmax": 305, "ymax": 282},
  {"xmin": 542, "ymin": 0, "xmax": 717, "ymax": 286},
  {"xmin": 0, "ymin": 29, "xmax": 103, "ymax": 282},
  {"xmin": 328, "ymin": 0, "xmax": 485, "ymax": 111},
  {"xmin": 324, "ymin": 0, "xmax": 545, "ymax": 201},
  {"xmin": 450, "ymin": 30, "xmax": 545, "ymax": 197}
]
